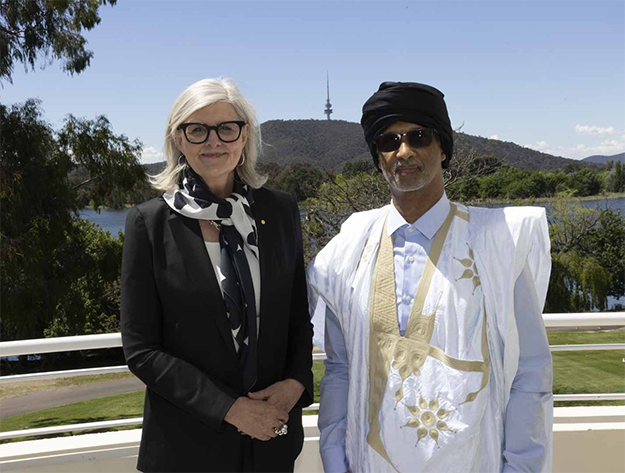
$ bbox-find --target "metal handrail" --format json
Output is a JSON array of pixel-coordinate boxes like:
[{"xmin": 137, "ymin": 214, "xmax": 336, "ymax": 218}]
[
  {"xmin": 2, "ymin": 312, "xmax": 623, "ymax": 359},
  {"xmin": 542, "ymin": 312, "xmax": 625, "ymax": 327},
  {"xmin": 0, "ymin": 417, "xmax": 143, "ymax": 441},
  {"xmin": 0, "ymin": 365, "xmax": 130, "ymax": 383},
  {"xmin": 0, "ymin": 333, "xmax": 122, "ymax": 357},
  {"xmin": 550, "ymin": 343, "xmax": 625, "ymax": 351}
]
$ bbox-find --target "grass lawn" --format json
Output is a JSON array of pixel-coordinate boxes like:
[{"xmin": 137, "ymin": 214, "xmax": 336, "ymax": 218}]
[
  {"xmin": 0, "ymin": 372, "xmax": 135, "ymax": 400},
  {"xmin": 1, "ymin": 331, "xmax": 622, "ymax": 441},
  {"xmin": 547, "ymin": 330, "xmax": 624, "ymax": 407},
  {"xmin": 0, "ymin": 390, "xmax": 145, "ymax": 444}
]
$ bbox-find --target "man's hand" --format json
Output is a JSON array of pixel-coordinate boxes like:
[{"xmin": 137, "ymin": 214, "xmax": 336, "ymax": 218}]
[
  {"xmin": 247, "ymin": 378, "xmax": 305, "ymax": 413},
  {"xmin": 224, "ymin": 397, "xmax": 289, "ymax": 441}
]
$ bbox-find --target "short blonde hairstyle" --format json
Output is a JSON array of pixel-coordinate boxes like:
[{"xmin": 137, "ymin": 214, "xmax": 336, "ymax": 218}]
[{"xmin": 150, "ymin": 78, "xmax": 266, "ymax": 191}]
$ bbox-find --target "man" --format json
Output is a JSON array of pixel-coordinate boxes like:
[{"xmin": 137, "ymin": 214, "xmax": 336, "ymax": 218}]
[{"xmin": 307, "ymin": 82, "xmax": 553, "ymax": 473}]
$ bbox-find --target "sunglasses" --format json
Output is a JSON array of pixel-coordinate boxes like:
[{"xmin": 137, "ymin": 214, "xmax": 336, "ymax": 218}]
[{"xmin": 374, "ymin": 128, "xmax": 438, "ymax": 153}]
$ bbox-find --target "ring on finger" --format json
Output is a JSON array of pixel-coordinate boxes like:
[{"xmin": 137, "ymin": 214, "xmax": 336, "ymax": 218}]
[{"xmin": 273, "ymin": 424, "xmax": 288, "ymax": 436}]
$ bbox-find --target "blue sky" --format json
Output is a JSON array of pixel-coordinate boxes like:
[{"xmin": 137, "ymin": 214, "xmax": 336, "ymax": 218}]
[{"xmin": 3, "ymin": 0, "xmax": 624, "ymax": 164}]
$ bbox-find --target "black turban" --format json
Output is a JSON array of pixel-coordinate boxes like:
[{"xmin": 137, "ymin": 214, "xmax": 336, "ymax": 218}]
[{"xmin": 361, "ymin": 82, "xmax": 453, "ymax": 169}]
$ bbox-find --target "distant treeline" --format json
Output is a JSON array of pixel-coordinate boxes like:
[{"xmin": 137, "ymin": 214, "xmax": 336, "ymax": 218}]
[
  {"xmin": 257, "ymin": 157, "xmax": 625, "ymax": 203},
  {"xmin": 74, "ymin": 156, "xmax": 623, "ymax": 210}
]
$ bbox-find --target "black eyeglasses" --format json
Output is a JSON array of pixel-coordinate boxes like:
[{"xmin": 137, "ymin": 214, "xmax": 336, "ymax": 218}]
[
  {"xmin": 178, "ymin": 121, "xmax": 246, "ymax": 144},
  {"xmin": 373, "ymin": 128, "xmax": 438, "ymax": 153}
]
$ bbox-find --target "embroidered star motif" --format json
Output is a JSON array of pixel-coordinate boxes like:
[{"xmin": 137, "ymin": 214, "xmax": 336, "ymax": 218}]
[
  {"xmin": 401, "ymin": 394, "xmax": 455, "ymax": 447},
  {"xmin": 454, "ymin": 244, "xmax": 481, "ymax": 295}
]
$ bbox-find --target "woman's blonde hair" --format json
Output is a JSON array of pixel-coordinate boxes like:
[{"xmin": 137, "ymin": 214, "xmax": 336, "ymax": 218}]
[{"xmin": 149, "ymin": 78, "xmax": 266, "ymax": 191}]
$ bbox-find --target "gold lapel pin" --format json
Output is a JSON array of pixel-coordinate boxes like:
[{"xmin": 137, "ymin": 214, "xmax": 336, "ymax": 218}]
[{"xmin": 261, "ymin": 219, "xmax": 266, "ymax": 225}]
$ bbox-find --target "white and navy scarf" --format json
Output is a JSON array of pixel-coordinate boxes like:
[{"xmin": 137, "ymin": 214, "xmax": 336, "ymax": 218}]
[{"xmin": 163, "ymin": 166, "xmax": 258, "ymax": 392}]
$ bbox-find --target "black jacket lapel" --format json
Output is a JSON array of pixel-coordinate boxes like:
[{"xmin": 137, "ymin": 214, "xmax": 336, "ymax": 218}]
[
  {"xmin": 167, "ymin": 214, "xmax": 238, "ymax": 358},
  {"xmin": 252, "ymin": 194, "xmax": 277, "ymax": 349}
]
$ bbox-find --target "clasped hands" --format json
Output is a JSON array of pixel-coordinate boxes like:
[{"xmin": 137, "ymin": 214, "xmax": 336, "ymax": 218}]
[{"xmin": 224, "ymin": 378, "xmax": 304, "ymax": 441}]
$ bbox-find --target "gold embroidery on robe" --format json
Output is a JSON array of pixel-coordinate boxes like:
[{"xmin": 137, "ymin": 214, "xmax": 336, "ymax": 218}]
[{"xmin": 367, "ymin": 204, "xmax": 490, "ymax": 466}]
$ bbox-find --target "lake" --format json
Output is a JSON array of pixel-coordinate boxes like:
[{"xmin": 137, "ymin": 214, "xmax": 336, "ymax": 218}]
[{"xmin": 78, "ymin": 208, "xmax": 130, "ymax": 236}]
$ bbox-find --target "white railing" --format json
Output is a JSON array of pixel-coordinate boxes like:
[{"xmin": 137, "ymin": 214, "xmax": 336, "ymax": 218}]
[{"xmin": 1, "ymin": 312, "xmax": 623, "ymax": 440}]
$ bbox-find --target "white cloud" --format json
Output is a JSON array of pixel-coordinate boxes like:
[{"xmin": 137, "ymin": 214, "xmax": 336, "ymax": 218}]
[
  {"xmin": 141, "ymin": 146, "xmax": 165, "ymax": 164},
  {"xmin": 574, "ymin": 124, "xmax": 616, "ymax": 135},
  {"xmin": 489, "ymin": 134, "xmax": 498, "ymax": 140},
  {"xmin": 523, "ymin": 136, "xmax": 625, "ymax": 160}
]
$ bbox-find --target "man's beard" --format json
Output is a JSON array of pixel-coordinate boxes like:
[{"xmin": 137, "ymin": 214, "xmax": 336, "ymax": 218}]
[{"xmin": 382, "ymin": 159, "xmax": 434, "ymax": 193}]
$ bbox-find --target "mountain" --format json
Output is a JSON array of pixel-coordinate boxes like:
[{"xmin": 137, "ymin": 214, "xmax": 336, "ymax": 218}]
[
  {"xmin": 144, "ymin": 161, "xmax": 166, "ymax": 174},
  {"xmin": 260, "ymin": 119, "xmax": 370, "ymax": 170},
  {"xmin": 143, "ymin": 119, "xmax": 599, "ymax": 172},
  {"xmin": 259, "ymin": 119, "xmax": 596, "ymax": 171},
  {"xmin": 582, "ymin": 152, "xmax": 625, "ymax": 164}
]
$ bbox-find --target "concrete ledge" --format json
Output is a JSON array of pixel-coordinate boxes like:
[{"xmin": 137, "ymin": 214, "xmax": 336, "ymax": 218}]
[
  {"xmin": 0, "ymin": 430, "xmax": 141, "ymax": 472},
  {"xmin": 1, "ymin": 408, "xmax": 623, "ymax": 472}
]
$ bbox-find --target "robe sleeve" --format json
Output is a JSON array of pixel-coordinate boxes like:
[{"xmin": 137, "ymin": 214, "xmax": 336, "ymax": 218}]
[
  {"xmin": 503, "ymin": 263, "xmax": 553, "ymax": 473},
  {"xmin": 307, "ymin": 224, "xmax": 348, "ymax": 350},
  {"xmin": 318, "ymin": 306, "xmax": 350, "ymax": 473}
]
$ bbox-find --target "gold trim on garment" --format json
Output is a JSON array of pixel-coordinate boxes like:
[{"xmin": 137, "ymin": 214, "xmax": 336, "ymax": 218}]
[{"xmin": 367, "ymin": 204, "xmax": 490, "ymax": 466}]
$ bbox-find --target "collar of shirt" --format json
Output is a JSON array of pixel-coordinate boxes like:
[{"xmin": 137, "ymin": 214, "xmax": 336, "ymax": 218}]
[{"xmin": 386, "ymin": 193, "xmax": 450, "ymax": 240}]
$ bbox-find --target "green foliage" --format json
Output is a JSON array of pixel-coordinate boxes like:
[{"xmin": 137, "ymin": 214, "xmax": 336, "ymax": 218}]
[
  {"xmin": 58, "ymin": 114, "xmax": 146, "ymax": 209},
  {"xmin": 256, "ymin": 162, "xmax": 281, "ymax": 189},
  {"xmin": 577, "ymin": 208, "xmax": 625, "ymax": 297},
  {"xmin": 547, "ymin": 252, "xmax": 609, "ymax": 312},
  {"xmin": 342, "ymin": 159, "xmax": 375, "ymax": 177},
  {"xmin": 43, "ymin": 218, "xmax": 123, "ymax": 338},
  {"xmin": 0, "ymin": 0, "xmax": 117, "ymax": 83},
  {"xmin": 1, "ymin": 100, "xmax": 144, "ymax": 340},
  {"xmin": 272, "ymin": 163, "xmax": 324, "ymax": 202},
  {"xmin": 545, "ymin": 197, "xmax": 624, "ymax": 312},
  {"xmin": 302, "ymin": 171, "xmax": 389, "ymax": 263},
  {"xmin": 568, "ymin": 168, "xmax": 602, "ymax": 197},
  {"xmin": 605, "ymin": 161, "xmax": 625, "ymax": 193}
]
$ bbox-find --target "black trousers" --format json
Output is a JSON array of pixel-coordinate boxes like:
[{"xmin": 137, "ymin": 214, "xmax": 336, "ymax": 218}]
[{"xmin": 240, "ymin": 436, "xmax": 295, "ymax": 473}]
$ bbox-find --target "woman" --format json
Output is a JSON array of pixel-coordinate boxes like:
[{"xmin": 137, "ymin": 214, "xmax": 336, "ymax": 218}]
[{"xmin": 121, "ymin": 78, "xmax": 314, "ymax": 472}]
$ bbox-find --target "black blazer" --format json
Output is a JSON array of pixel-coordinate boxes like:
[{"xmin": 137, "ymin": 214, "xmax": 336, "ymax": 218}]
[{"xmin": 120, "ymin": 188, "xmax": 314, "ymax": 472}]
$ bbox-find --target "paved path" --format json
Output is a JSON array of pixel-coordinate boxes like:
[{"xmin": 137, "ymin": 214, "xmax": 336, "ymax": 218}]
[{"xmin": 0, "ymin": 377, "xmax": 145, "ymax": 419}]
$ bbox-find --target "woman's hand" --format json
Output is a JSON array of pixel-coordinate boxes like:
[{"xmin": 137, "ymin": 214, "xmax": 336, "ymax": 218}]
[
  {"xmin": 224, "ymin": 397, "xmax": 289, "ymax": 441},
  {"xmin": 247, "ymin": 378, "xmax": 305, "ymax": 414}
]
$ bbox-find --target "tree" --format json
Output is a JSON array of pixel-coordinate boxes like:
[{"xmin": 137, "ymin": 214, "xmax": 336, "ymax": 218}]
[
  {"xmin": 0, "ymin": 0, "xmax": 117, "ymax": 83},
  {"xmin": 0, "ymin": 100, "xmax": 145, "ymax": 340},
  {"xmin": 568, "ymin": 168, "xmax": 602, "ymax": 197},
  {"xmin": 605, "ymin": 161, "xmax": 625, "ymax": 193},
  {"xmin": 577, "ymin": 208, "xmax": 625, "ymax": 298},
  {"xmin": 545, "ymin": 195, "xmax": 612, "ymax": 312},
  {"xmin": 342, "ymin": 159, "xmax": 375, "ymax": 177},
  {"xmin": 59, "ymin": 113, "xmax": 146, "ymax": 209},
  {"xmin": 272, "ymin": 163, "xmax": 324, "ymax": 202},
  {"xmin": 302, "ymin": 171, "xmax": 389, "ymax": 263}
]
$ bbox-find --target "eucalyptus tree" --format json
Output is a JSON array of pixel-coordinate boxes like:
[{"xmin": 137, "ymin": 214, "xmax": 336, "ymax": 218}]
[
  {"xmin": 0, "ymin": 99, "xmax": 144, "ymax": 340},
  {"xmin": 0, "ymin": 0, "xmax": 117, "ymax": 83}
]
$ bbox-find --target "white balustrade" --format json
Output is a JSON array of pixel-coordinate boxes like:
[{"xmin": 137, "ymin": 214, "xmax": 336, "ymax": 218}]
[{"xmin": 0, "ymin": 312, "xmax": 622, "ymax": 440}]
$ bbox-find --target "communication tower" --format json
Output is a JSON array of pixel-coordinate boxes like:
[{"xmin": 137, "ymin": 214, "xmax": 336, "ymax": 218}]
[{"xmin": 324, "ymin": 72, "xmax": 333, "ymax": 120}]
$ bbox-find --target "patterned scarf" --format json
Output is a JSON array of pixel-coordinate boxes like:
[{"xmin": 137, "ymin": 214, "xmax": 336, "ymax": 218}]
[{"xmin": 163, "ymin": 166, "xmax": 258, "ymax": 392}]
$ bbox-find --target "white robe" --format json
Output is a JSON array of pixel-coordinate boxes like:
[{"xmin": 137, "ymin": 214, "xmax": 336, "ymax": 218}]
[{"xmin": 307, "ymin": 203, "xmax": 551, "ymax": 473}]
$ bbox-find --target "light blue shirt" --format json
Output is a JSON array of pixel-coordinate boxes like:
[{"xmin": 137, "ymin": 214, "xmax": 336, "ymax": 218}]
[{"xmin": 319, "ymin": 194, "xmax": 553, "ymax": 473}]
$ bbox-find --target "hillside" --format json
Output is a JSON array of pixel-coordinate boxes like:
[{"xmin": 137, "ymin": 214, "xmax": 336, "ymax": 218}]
[
  {"xmin": 582, "ymin": 152, "xmax": 625, "ymax": 164},
  {"xmin": 260, "ymin": 119, "xmax": 370, "ymax": 170},
  {"xmin": 259, "ymin": 119, "xmax": 594, "ymax": 171},
  {"xmin": 143, "ymin": 119, "xmax": 598, "ymax": 172}
]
